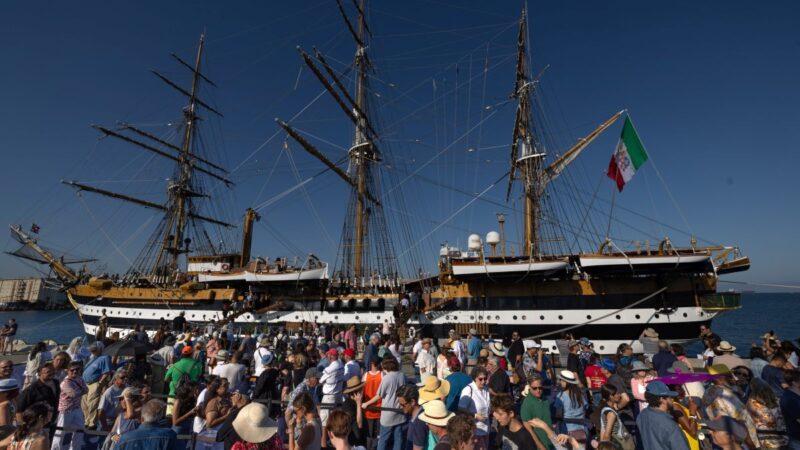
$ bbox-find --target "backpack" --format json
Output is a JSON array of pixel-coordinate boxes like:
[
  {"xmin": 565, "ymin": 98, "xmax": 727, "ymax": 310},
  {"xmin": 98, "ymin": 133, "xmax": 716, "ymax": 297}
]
[{"xmin": 174, "ymin": 360, "xmax": 198, "ymax": 388}]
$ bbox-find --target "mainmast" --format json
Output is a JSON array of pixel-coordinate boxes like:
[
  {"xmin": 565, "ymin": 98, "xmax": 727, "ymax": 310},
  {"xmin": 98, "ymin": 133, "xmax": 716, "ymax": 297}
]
[
  {"xmin": 506, "ymin": 6, "xmax": 544, "ymax": 258},
  {"xmin": 278, "ymin": 0, "xmax": 399, "ymax": 292}
]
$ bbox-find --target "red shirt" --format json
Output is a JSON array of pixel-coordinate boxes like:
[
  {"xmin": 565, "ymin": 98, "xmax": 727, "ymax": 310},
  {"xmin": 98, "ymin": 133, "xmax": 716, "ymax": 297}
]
[{"xmin": 585, "ymin": 365, "xmax": 607, "ymax": 389}]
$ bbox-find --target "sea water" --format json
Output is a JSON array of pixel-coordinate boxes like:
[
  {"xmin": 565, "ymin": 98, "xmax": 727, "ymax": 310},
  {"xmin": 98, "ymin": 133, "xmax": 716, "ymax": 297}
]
[{"xmin": 0, "ymin": 293, "xmax": 797, "ymax": 350}]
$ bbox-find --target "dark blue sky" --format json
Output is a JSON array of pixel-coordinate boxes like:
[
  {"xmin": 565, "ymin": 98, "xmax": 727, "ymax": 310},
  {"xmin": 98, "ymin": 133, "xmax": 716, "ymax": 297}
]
[{"xmin": 1, "ymin": 1, "xmax": 798, "ymax": 290}]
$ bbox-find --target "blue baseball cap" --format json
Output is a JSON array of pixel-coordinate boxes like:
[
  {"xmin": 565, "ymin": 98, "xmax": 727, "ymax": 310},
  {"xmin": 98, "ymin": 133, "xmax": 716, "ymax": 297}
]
[
  {"xmin": 645, "ymin": 380, "xmax": 678, "ymax": 397},
  {"xmin": 318, "ymin": 343, "xmax": 329, "ymax": 352},
  {"xmin": 599, "ymin": 358, "xmax": 616, "ymax": 373}
]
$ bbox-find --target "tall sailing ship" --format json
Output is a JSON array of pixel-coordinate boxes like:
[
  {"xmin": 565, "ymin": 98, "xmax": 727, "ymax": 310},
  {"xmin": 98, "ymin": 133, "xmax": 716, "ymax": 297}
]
[{"xmin": 8, "ymin": 3, "xmax": 750, "ymax": 353}]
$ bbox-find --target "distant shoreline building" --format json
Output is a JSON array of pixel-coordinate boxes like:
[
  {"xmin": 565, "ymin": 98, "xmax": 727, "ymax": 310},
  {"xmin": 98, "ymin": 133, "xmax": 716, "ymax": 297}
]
[{"xmin": 0, "ymin": 278, "xmax": 68, "ymax": 310}]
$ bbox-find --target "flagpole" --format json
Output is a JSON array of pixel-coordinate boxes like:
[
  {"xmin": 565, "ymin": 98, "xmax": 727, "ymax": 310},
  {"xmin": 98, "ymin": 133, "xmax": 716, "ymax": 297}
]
[{"xmin": 606, "ymin": 166, "xmax": 617, "ymax": 241}]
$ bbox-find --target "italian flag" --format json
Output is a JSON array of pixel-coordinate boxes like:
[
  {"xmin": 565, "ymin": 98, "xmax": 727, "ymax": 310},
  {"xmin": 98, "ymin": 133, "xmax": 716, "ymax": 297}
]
[{"xmin": 607, "ymin": 116, "xmax": 648, "ymax": 191}]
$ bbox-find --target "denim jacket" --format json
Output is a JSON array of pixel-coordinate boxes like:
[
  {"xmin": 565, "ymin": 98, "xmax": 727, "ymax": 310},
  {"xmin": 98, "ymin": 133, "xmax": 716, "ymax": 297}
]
[{"xmin": 115, "ymin": 423, "xmax": 177, "ymax": 450}]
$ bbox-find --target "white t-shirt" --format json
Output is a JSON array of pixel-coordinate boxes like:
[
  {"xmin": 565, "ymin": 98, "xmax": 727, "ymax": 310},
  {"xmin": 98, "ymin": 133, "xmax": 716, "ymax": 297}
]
[
  {"xmin": 451, "ymin": 339, "xmax": 465, "ymax": 365},
  {"xmin": 192, "ymin": 388, "xmax": 208, "ymax": 433},
  {"xmin": 412, "ymin": 340, "xmax": 423, "ymax": 356},
  {"xmin": 253, "ymin": 347, "xmax": 272, "ymax": 376},
  {"xmin": 458, "ymin": 382, "xmax": 490, "ymax": 435},
  {"xmin": 212, "ymin": 363, "xmax": 246, "ymax": 391},
  {"xmin": 415, "ymin": 349, "xmax": 435, "ymax": 375}
]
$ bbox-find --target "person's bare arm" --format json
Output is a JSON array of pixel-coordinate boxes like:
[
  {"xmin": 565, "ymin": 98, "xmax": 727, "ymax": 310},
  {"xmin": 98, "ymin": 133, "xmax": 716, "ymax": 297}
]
[
  {"xmin": 521, "ymin": 419, "xmax": 547, "ymax": 450},
  {"xmin": 353, "ymin": 391, "xmax": 364, "ymax": 429},
  {"xmin": 600, "ymin": 410, "xmax": 616, "ymax": 442}
]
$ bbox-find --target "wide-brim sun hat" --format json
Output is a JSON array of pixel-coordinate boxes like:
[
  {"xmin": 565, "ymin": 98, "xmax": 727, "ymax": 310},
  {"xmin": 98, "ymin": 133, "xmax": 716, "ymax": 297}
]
[
  {"xmin": 643, "ymin": 328, "xmax": 659, "ymax": 338},
  {"xmin": 0, "ymin": 379, "xmax": 19, "ymax": 392},
  {"xmin": 558, "ymin": 370, "xmax": 578, "ymax": 385},
  {"xmin": 343, "ymin": 376, "xmax": 365, "ymax": 394},
  {"xmin": 667, "ymin": 361, "xmax": 691, "ymax": 374},
  {"xmin": 215, "ymin": 349, "xmax": 229, "ymax": 361},
  {"xmin": 489, "ymin": 342, "xmax": 505, "ymax": 357},
  {"xmin": 233, "ymin": 403, "xmax": 278, "ymax": 444},
  {"xmin": 418, "ymin": 376, "xmax": 450, "ymax": 403},
  {"xmin": 418, "ymin": 400, "xmax": 454, "ymax": 427},
  {"xmin": 716, "ymin": 341, "xmax": 736, "ymax": 353},
  {"xmin": 631, "ymin": 360, "xmax": 649, "ymax": 372},
  {"xmin": 479, "ymin": 349, "xmax": 490, "ymax": 358}
]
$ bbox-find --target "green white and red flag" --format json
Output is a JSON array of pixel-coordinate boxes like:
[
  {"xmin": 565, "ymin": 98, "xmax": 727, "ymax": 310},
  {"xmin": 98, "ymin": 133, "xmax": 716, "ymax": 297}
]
[{"xmin": 607, "ymin": 116, "xmax": 648, "ymax": 191}]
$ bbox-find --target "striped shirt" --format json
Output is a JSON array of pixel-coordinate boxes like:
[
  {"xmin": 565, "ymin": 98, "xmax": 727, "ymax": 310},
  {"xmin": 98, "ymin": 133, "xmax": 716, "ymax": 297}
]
[{"xmin": 58, "ymin": 376, "xmax": 88, "ymax": 413}]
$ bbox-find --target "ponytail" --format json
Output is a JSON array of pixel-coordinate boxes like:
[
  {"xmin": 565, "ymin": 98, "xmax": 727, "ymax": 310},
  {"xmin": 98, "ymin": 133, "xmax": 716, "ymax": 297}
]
[{"xmin": 14, "ymin": 403, "xmax": 49, "ymax": 441}]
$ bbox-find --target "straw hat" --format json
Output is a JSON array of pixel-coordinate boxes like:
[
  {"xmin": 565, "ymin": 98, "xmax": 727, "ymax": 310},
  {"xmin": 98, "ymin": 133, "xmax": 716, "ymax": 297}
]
[
  {"xmin": 216, "ymin": 349, "xmax": 230, "ymax": 361},
  {"xmin": 716, "ymin": 341, "xmax": 736, "ymax": 353},
  {"xmin": 418, "ymin": 375, "xmax": 450, "ymax": 404},
  {"xmin": 479, "ymin": 349, "xmax": 490, "ymax": 358},
  {"xmin": 643, "ymin": 328, "xmax": 659, "ymax": 338},
  {"xmin": 343, "ymin": 376, "xmax": 365, "ymax": 394},
  {"xmin": 489, "ymin": 342, "xmax": 505, "ymax": 357},
  {"xmin": 418, "ymin": 400, "xmax": 454, "ymax": 427},
  {"xmin": 232, "ymin": 403, "xmax": 278, "ymax": 444},
  {"xmin": 557, "ymin": 370, "xmax": 579, "ymax": 385},
  {"xmin": 469, "ymin": 328, "xmax": 477, "ymax": 336},
  {"xmin": 707, "ymin": 364, "xmax": 733, "ymax": 376}
]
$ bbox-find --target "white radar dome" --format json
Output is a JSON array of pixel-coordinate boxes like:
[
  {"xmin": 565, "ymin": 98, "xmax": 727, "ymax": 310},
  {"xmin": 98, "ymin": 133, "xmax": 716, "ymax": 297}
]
[
  {"xmin": 467, "ymin": 234, "xmax": 482, "ymax": 251},
  {"xmin": 486, "ymin": 231, "xmax": 500, "ymax": 245}
]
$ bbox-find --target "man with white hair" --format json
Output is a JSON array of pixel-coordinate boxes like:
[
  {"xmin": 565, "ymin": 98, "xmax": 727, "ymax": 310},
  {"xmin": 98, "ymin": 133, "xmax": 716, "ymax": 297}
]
[
  {"xmin": 116, "ymin": 400, "xmax": 177, "ymax": 450},
  {"xmin": 364, "ymin": 333, "xmax": 381, "ymax": 372}
]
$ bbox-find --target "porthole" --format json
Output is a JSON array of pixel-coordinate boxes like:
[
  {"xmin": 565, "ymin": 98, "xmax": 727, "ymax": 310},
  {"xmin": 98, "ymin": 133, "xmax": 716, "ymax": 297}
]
[
  {"xmin": 635, "ymin": 314, "xmax": 640, "ymax": 319},
  {"xmin": 586, "ymin": 315, "xmax": 592, "ymax": 320},
  {"xmin": 558, "ymin": 315, "xmax": 563, "ymax": 320},
  {"xmin": 355, "ymin": 316, "xmax": 359, "ymax": 320},
  {"xmin": 654, "ymin": 314, "xmax": 660, "ymax": 319},
  {"xmin": 682, "ymin": 313, "xmax": 688, "ymax": 318},
  {"xmin": 294, "ymin": 315, "xmax": 298, "ymax": 320},
  {"xmin": 335, "ymin": 316, "xmax": 339, "ymax": 320},
  {"xmin": 600, "ymin": 345, "xmax": 605, "ymax": 351},
  {"xmin": 540, "ymin": 315, "xmax": 544, "ymax": 320},
  {"xmin": 522, "ymin": 315, "xmax": 527, "ymax": 320},
  {"xmin": 495, "ymin": 315, "xmax": 500, "ymax": 320},
  {"xmin": 470, "ymin": 315, "xmax": 474, "ymax": 320},
  {"xmin": 513, "ymin": 315, "xmax": 518, "ymax": 320},
  {"xmin": 699, "ymin": 312, "xmax": 704, "ymax": 316},
  {"xmin": 552, "ymin": 346, "xmax": 557, "ymax": 351},
  {"xmin": 152, "ymin": 313, "xmax": 155, "ymax": 317},
  {"xmin": 478, "ymin": 316, "xmax": 483, "ymax": 320},
  {"xmin": 616, "ymin": 315, "xmax": 621, "ymax": 320}
]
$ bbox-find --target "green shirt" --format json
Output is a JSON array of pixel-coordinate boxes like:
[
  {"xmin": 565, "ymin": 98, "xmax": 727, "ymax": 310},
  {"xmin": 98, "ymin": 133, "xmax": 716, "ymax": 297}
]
[
  {"xmin": 520, "ymin": 394, "xmax": 552, "ymax": 448},
  {"xmin": 164, "ymin": 357, "xmax": 202, "ymax": 397}
]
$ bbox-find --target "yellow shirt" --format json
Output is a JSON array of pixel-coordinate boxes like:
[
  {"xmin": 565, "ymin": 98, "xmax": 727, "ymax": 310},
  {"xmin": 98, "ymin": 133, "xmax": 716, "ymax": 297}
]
[{"xmin": 673, "ymin": 401, "xmax": 700, "ymax": 450}]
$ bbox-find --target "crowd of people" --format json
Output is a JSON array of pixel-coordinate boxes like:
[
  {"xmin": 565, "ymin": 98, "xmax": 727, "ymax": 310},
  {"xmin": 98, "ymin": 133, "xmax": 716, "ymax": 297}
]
[{"xmin": 0, "ymin": 315, "xmax": 795, "ymax": 450}]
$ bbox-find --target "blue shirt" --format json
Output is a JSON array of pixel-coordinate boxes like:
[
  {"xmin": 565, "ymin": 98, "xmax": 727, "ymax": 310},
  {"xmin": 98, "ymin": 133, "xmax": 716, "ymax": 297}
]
[
  {"xmin": 761, "ymin": 365, "xmax": 785, "ymax": 397},
  {"xmin": 444, "ymin": 372, "xmax": 472, "ymax": 412},
  {"xmin": 83, "ymin": 355, "xmax": 112, "ymax": 384},
  {"xmin": 116, "ymin": 423, "xmax": 177, "ymax": 450},
  {"xmin": 780, "ymin": 389, "xmax": 800, "ymax": 440},
  {"xmin": 364, "ymin": 343, "xmax": 378, "ymax": 372},
  {"xmin": 652, "ymin": 350, "xmax": 678, "ymax": 377},
  {"xmin": 636, "ymin": 407, "xmax": 690, "ymax": 450},
  {"xmin": 467, "ymin": 337, "xmax": 482, "ymax": 359}
]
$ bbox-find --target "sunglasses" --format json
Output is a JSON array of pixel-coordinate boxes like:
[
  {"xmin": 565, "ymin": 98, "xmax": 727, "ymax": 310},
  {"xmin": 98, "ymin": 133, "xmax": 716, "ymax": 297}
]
[
  {"xmin": 530, "ymin": 386, "xmax": 543, "ymax": 391},
  {"xmin": 476, "ymin": 377, "xmax": 487, "ymax": 381}
]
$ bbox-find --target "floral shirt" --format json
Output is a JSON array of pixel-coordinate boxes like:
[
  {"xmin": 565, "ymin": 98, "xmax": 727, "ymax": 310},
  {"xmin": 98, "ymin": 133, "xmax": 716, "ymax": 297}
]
[
  {"xmin": 746, "ymin": 398, "xmax": 789, "ymax": 448},
  {"xmin": 704, "ymin": 384, "xmax": 760, "ymax": 447}
]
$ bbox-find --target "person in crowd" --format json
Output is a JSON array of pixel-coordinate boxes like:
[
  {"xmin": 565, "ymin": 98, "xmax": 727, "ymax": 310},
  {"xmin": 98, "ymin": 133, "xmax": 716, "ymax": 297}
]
[
  {"xmin": 520, "ymin": 373, "xmax": 552, "ymax": 446},
  {"xmin": 344, "ymin": 325, "xmax": 358, "ymax": 352},
  {"xmin": 397, "ymin": 385, "xmax": 425, "ymax": 450},
  {"xmin": 457, "ymin": 367, "xmax": 490, "ymax": 449},
  {"xmin": 418, "ymin": 400, "xmax": 453, "ymax": 450},
  {"xmin": 320, "ymin": 348, "xmax": 345, "ymax": 447},
  {"xmin": 340, "ymin": 376, "xmax": 366, "ymax": 448},
  {"xmin": 0, "ymin": 378, "xmax": 18, "ymax": 427},
  {"xmin": 387, "ymin": 335, "xmax": 402, "ymax": 363},
  {"xmin": 173, "ymin": 312, "xmax": 187, "ymax": 333},
  {"xmin": 556, "ymin": 370, "xmax": 587, "ymax": 440},
  {"xmin": 780, "ymin": 369, "xmax": 800, "ymax": 448},
  {"xmin": 363, "ymin": 334, "xmax": 380, "ymax": 373},
  {"xmin": 286, "ymin": 368, "xmax": 321, "ymax": 418},
  {"xmin": 24, "ymin": 342, "xmax": 49, "ymax": 389},
  {"xmin": 415, "ymin": 339, "xmax": 435, "ymax": 378},
  {"xmin": 361, "ymin": 357, "xmax": 382, "ymax": 442},
  {"xmin": 704, "ymin": 416, "xmax": 749, "ymax": 450},
  {"xmin": 52, "ymin": 361, "xmax": 89, "ymax": 450},
  {"xmin": 165, "ymin": 345, "xmax": 203, "ymax": 415},
  {"xmin": 125, "ymin": 353, "xmax": 151, "ymax": 386},
  {"xmin": 639, "ymin": 328, "xmax": 660, "ymax": 360},
  {"xmin": 252, "ymin": 353, "xmax": 279, "ymax": 411},
  {"xmin": 198, "ymin": 378, "xmax": 233, "ymax": 450},
  {"xmin": 584, "ymin": 354, "xmax": 607, "ymax": 406},
  {"xmin": 2, "ymin": 319, "xmax": 17, "ymax": 355},
  {"xmin": 528, "ymin": 417, "xmax": 584, "ymax": 450},
  {"xmin": 98, "ymin": 369, "xmax": 128, "ymax": 431},
  {"xmin": 780, "ymin": 341, "xmax": 799, "ymax": 369},
  {"xmin": 326, "ymin": 409, "xmax": 364, "ymax": 450},
  {"xmin": 52, "ymin": 352, "xmax": 72, "ymax": 382},
  {"xmin": 492, "ymin": 393, "xmax": 545, "ymax": 450},
  {"xmin": 704, "ymin": 364, "xmax": 761, "ymax": 449},
  {"xmin": 443, "ymin": 413, "xmax": 475, "ymax": 450},
  {"xmin": 213, "ymin": 351, "xmax": 247, "ymax": 393},
  {"xmin": 447, "ymin": 331, "xmax": 465, "ymax": 370},
  {"xmin": 227, "ymin": 402, "xmax": 282, "ymax": 450},
  {"xmin": 714, "ymin": 341, "xmax": 747, "ymax": 371},
  {"xmin": 0, "ymin": 359, "xmax": 13, "ymax": 381},
  {"xmin": 253, "ymin": 338, "xmax": 272, "ymax": 377},
  {"xmin": 670, "ymin": 383, "xmax": 701, "ymax": 450},
  {"xmin": 171, "ymin": 381, "xmax": 198, "ymax": 450},
  {"xmin": 630, "ymin": 360, "xmax": 655, "ymax": 412},
  {"xmin": 762, "ymin": 353, "xmax": 788, "ymax": 396},
  {"xmin": 287, "ymin": 392, "xmax": 321, "ymax": 450},
  {"xmin": 215, "ymin": 388, "xmax": 252, "ymax": 450},
  {"xmin": 291, "ymin": 354, "xmax": 309, "ymax": 391},
  {"xmin": 466, "ymin": 329, "xmax": 481, "ymax": 371},
  {"xmin": 506, "ymin": 331, "xmax": 524, "ymax": 370},
  {"xmin": 343, "ymin": 348, "xmax": 360, "ymax": 382},
  {"xmin": 82, "ymin": 342, "xmax": 113, "ymax": 430},
  {"xmin": 746, "ymin": 378, "xmax": 789, "ymax": 449},
  {"xmin": 598, "ymin": 383, "xmax": 634, "ymax": 450},
  {"xmin": 104, "ymin": 386, "xmax": 142, "ymax": 448},
  {"xmin": 116, "ymin": 400, "xmax": 177, "ymax": 450},
  {"xmin": 749, "ymin": 346, "xmax": 768, "ymax": 379},
  {"xmin": 17, "ymin": 363, "xmax": 59, "ymax": 425},
  {"xmin": 702, "ymin": 336, "xmax": 720, "ymax": 367},
  {"xmin": 362, "ymin": 358, "xmax": 406, "ymax": 450},
  {"xmin": 652, "ymin": 340, "xmax": 678, "ymax": 377},
  {"xmin": 444, "ymin": 357, "xmax": 471, "ymax": 413},
  {"xmin": 238, "ymin": 331, "xmax": 256, "ymax": 369},
  {"xmin": 8, "ymin": 402, "xmax": 52, "ymax": 450},
  {"xmin": 436, "ymin": 343, "xmax": 450, "ymax": 380},
  {"xmin": 670, "ymin": 343, "xmax": 693, "ymax": 372},
  {"xmin": 635, "ymin": 381, "xmax": 690, "ymax": 450},
  {"xmin": 411, "ymin": 335, "xmax": 424, "ymax": 378},
  {"xmin": 486, "ymin": 357, "xmax": 510, "ymax": 397},
  {"xmin": 564, "ymin": 340, "xmax": 586, "ymax": 388}
]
